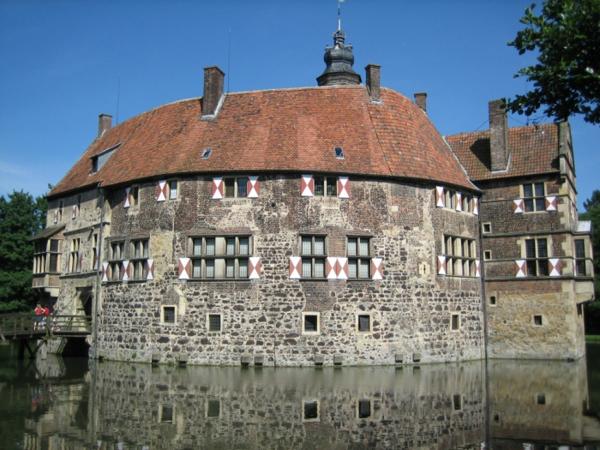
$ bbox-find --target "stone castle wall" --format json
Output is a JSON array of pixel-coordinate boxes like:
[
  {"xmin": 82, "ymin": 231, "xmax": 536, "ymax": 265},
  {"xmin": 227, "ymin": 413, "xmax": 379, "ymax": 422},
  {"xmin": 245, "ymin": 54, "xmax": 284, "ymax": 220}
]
[{"xmin": 95, "ymin": 174, "xmax": 484, "ymax": 366}]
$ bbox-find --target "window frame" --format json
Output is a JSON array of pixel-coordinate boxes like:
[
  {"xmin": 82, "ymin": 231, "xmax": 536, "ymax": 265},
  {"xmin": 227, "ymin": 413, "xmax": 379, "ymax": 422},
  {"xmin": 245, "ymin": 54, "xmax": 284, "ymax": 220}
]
[
  {"xmin": 68, "ymin": 238, "xmax": 81, "ymax": 273},
  {"xmin": 161, "ymin": 305, "xmax": 177, "ymax": 325},
  {"xmin": 188, "ymin": 235, "xmax": 251, "ymax": 280},
  {"xmin": 313, "ymin": 176, "xmax": 337, "ymax": 197},
  {"xmin": 302, "ymin": 312, "xmax": 320, "ymax": 335},
  {"xmin": 450, "ymin": 313, "xmax": 461, "ymax": 331},
  {"xmin": 108, "ymin": 240, "xmax": 125, "ymax": 281},
  {"xmin": 522, "ymin": 182, "xmax": 546, "ymax": 212},
  {"xmin": 524, "ymin": 237, "xmax": 549, "ymax": 277},
  {"xmin": 356, "ymin": 313, "xmax": 372, "ymax": 333},
  {"xmin": 207, "ymin": 313, "xmax": 222, "ymax": 333},
  {"xmin": 130, "ymin": 238, "xmax": 149, "ymax": 281},
  {"xmin": 168, "ymin": 180, "xmax": 178, "ymax": 200},
  {"xmin": 347, "ymin": 236, "xmax": 371, "ymax": 279},
  {"xmin": 300, "ymin": 235, "xmax": 327, "ymax": 279},
  {"xmin": 443, "ymin": 235, "xmax": 477, "ymax": 277},
  {"xmin": 574, "ymin": 239, "xmax": 587, "ymax": 276},
  {"xmin": 223, "ymin": 177, "xmax": 249, "ymax": 198}
]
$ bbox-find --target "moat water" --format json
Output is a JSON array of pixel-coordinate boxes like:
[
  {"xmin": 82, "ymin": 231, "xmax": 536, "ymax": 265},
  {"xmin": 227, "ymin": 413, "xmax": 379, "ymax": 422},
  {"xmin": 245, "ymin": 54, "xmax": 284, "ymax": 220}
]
[{"xmin": 2, "ymin": 345, "xmax": 600, "ymax": 450}]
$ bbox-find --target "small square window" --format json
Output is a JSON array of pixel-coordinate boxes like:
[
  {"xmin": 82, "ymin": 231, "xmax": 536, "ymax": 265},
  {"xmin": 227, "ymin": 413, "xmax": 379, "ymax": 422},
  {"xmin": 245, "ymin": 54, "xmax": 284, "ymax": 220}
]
[
  {"xmin": 533, "ymin": 315, "xmax": 543, "ymax": 326},
  {"xmin": 484, "ymin": 250, "xmax": 492, "ymax": 260},
  {"xmin": 162, "ymin": 306, "xmax": 176, "ymax": 324},
  {"xmin": 536, "ymin": 393, "xmax": 546, "ymax": 405},
  {"xmin": 357, "ymin": 314, "xmax": 371, "ymax": 332},
  {"xmin": 159, "ymin": 405, "xmax": 173, "ymax": 423},
  {"xmin": 335, "ymin": 147, "xmax": 344, "ymax": 159},
  {"xmin": 489, "ymin": 295, "xmax": 497, "ymax": 306},
  {"xmin": 453, "ymin": 394, "xmax": 462, "ymax": 411},
  {"xmin": 208, "ymin": 314, "xmax": 222, "ymax": 332},
  {"xmin": 482, "ymin": 223, "xmax": 492, "ymax": 234},
  {"xmin": 357, "ymin": 399, "xmax": 371, "ymax": 419},
  {"xmin": 303, "ymin": 313, "xmax": 319, "ymax": 334},
  {"xmin": 206, "ymin": 400, "xmax": 220, "ymax": 418},
  {"xmin": 451, "ymin": 314, "xmax": 460, "ymax": 331},
  {"xmin": 303, "ymin": 400, "xmax": 319, "ymax": 421}
]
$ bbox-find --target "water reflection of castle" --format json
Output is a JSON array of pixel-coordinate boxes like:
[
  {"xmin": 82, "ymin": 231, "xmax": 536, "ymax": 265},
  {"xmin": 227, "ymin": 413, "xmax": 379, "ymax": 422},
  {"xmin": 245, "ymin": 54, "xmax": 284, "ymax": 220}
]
[{"xmin": 20, "ymin": 357, "xmax": 600, "ymax": 449}]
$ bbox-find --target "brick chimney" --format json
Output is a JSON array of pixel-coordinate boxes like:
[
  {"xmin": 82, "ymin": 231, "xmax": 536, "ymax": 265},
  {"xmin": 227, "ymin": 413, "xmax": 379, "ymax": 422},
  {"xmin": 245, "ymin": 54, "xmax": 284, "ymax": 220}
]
[
  {"xmin": 489, "ymin": 99, "xmax": 509, "ymax": 171},
  {"xmin": 414, "ymin": 93, "xmax": 427, "ymax": 112},
  {"xmin": 98, "ymin": 114, "xmax": 112, "ymax": 138},
  {"xmin": 202, "ymin": 66, "xmax": 225, "ymax": 117},
  {"xmin": 365, "ymin": 64, "xmax": 381, "ymax": 102}
]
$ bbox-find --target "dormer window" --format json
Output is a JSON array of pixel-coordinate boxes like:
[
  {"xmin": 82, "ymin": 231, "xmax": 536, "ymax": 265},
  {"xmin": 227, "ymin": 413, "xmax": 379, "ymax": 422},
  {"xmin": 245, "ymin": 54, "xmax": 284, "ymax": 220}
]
[
  {"xmin": 202, "ymin": 148, "xmax": 212, "ymax": 159},
  {"xmin": 335, "ymin": 147, "xmax": 344, "ymax": 159},
  {"xmin": 91, "ymin": 145, "xmax": 119, "ymax": 173}
]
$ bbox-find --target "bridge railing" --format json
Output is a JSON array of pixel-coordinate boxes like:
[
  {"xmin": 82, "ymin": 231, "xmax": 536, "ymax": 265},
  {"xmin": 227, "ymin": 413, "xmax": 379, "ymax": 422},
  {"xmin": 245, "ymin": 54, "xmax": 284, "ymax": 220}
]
[{"xmin": 0, "ymin": 313, "xmax": 92, "ymax": 338}]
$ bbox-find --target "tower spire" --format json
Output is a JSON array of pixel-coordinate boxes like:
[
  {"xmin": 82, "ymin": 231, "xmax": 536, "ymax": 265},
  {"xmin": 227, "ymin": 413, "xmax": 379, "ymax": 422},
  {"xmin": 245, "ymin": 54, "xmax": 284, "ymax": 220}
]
[{"xmin": 316, "ymin": 0, "xmax": 361, "ymax": 86}]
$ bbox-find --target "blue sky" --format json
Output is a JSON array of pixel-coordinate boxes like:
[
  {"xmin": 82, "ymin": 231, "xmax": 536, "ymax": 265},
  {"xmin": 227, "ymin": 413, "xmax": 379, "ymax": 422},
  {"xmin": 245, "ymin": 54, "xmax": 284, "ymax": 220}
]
[{"xmin": 0, "ymin": 0, "xmax": 598, "ymax": 209}]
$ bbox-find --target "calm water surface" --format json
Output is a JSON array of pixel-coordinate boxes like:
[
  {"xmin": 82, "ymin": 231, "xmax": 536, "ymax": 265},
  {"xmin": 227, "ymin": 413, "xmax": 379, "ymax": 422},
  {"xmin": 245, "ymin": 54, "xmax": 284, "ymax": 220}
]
[{"xmin": 1, "ymin": 344, "xmax": 600, "ymax": 450}]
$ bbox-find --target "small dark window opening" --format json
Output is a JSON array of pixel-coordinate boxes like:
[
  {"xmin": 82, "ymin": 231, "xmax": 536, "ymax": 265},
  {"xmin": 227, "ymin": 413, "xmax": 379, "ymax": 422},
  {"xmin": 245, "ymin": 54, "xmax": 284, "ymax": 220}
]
[
  {"xmin": 533, "ymin": 315, "xmax": 543, "ymax": 326},
  {"xmin": 451, "ymin": 314, "xmax": 460, "ymax": 330},
  {"xmin": 577, "ymin": 304, "xmax": 583, "ymax": 317},
  {"xmin": 484, "ymin": 250, "xmax": 492, "ymax": 260},
  {"xmin": 536, "ymin": 393, "xmax": 546, "ymax": 405},
  {"xmin": 453, "ymin": 394, "xmax": 462, "ymax": 411},
  {"xmin": 304, "ymin": 401, "xmax": 318, "ymax": 420},
  {"xmin": 489, "ymin": 296, "xmax": 496, "ymax": 306},
  {"xmin": 202, "ymin": 148, "xmax": 212, "ymax": 159},
  {"xmin": 163, "ymin": 306, "xmax": 176, "ymax": 324},
  {"xmin": 160, "ymin": 405, "xmax": 173, "ymax": 423},
  {"xmin": 335, "ymin": 147, "xmax": 344, "ymax": 159},
  {"xmin": 358, "ymin": 315, "xmax": 371, "ymax": 332},
  {"xmin": 207, "ymin": 400, "xmax": 220, "ymax": 417},
  {"xmin": 358, "ymin": 399, "xmax": 371, "ymax": 419},
  {"xmin": 208, "ymin": 314, "xmax": 222, "ymax": 332},
  {"xmin": 304, "ymin": 314, "xmax": 319, "ymax": 333},
  {"xmin": 482, "ymin": 223, "xmax": 492, "ymax": 233}
]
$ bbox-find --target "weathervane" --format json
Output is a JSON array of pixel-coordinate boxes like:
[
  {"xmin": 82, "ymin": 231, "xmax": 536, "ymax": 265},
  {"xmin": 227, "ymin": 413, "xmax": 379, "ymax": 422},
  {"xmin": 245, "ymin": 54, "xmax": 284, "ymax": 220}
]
[{"xmin": 337, "ymin": 0, "xmax": 346, "ymax": 31}]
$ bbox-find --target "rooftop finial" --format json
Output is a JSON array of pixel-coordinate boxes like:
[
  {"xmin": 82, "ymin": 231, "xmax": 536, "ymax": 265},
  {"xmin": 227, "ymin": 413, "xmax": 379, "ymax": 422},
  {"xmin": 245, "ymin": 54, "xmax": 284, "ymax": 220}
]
[{"xmin": 337, "ymin": 0, "xmax": 345, "ymax": 32}]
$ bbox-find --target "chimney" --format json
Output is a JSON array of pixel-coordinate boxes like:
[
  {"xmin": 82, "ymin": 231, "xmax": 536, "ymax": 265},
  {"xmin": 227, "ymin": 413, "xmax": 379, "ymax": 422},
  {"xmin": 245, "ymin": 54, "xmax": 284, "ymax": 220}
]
[
  {"xmin": 414, "ymin": 93, "xmax": 427, "ymax": 112},
  {"xmin": 488, "ymin": 99, "xmax": 509, "ymax": 171},
  {"xmin": 98, "ymin": 114, "xmax": 112, "ymax": 138},
  {"xmin": 202, "ymin": 66, "xmax": 225, "ymax": 117},
  {"xmin": 365, "ymin": 64, "xmax": 381, "ymax": 102}
]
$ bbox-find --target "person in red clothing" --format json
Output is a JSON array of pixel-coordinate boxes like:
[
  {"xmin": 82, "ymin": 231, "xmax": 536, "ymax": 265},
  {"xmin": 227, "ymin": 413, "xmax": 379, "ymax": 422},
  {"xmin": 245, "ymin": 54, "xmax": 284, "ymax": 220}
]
[
  {"xmin": 41, "ymin": 305, "xmax": 50, "ymax": 331},
  {"xmin": 34, "ymin": 304, "xmax": 44, "ymax": 331}
]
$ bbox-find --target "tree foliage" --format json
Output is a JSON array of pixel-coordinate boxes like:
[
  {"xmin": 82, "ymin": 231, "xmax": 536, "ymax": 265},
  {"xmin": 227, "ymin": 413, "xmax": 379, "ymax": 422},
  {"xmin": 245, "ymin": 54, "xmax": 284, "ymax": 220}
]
[
  {"xmin": 507, "ymin": 0, "xmax": 600, "ymax": 124},
  {"xmin": 0, "ymin": 191, "xmax": 47, "ymax": 313}
]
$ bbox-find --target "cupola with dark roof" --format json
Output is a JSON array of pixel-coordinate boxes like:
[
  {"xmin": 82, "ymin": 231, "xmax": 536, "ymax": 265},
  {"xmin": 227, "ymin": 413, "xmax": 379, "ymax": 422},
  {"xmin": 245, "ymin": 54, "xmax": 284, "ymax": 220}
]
[{"xmin": 317, "ymin": 29, "xmax": 361, "ymax": 86}]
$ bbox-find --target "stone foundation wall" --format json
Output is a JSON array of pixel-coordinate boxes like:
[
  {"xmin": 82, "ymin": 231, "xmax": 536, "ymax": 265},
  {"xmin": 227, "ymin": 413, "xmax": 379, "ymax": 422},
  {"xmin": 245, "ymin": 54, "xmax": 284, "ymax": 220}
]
[{"xmin": 96, "ymin": 175, "xmax": 483, "ymax": 366}]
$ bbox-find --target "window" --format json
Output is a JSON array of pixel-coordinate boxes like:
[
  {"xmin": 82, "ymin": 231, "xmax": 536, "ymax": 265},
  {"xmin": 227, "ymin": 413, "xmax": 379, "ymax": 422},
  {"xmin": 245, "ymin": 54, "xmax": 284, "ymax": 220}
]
[
  {"xmin": 69, "ymin": 238, "xmax": 81, "ymax": 273},
  {"xmin": 109, "ymin": 241, "xmax": 125, "ymax": 281},
  {"xmin": 189, "ymin": 235, "xmax": 250, "ymax": 279},
  {"xmin": 303, "ymin": 400, "xmax": 319, "ymax": 421},
  {"xmin": 302, "ymin": 313, "xmax": 320, "ymax": 334},
  {"xmin": 482, "ymin": 223, "xmax": 492, "ymax": 234},
  {"xmin": 575, "ymin": 239, "xmax": 587, "ymax": 276},
  {"xmin": 357, "ymin": 400, "xmax": 371, "ymax": 419},
  {"xmin": 525, "ymin": 238, "xmax": 549, "ymax": 276},
  {"xmin": 58, "ymin": 201, "xmax": 64, "ymax": 222},
  {"xmin": 314, "ymin": 176, "xmax": 337, "ymax": 197},
  {"xmin": 489, "ymin": 295, "xmax": 497, "ymax": 306},
  {"xmin": 484, "ymin": 250, "xmax": 492, "ymax": 260},
  {"xmin": 224, "ymin": 177, "xmax": 248, "ymax": 198},
  {"xmin": 130, "ymin": 239, "xmax": 149, "ymax": 280},
  {"xmin": 206, "ymin": 400, "xmax": 220, "ymax": 418},
  {"xmin": 202, "ymin": 147, "xmax": 212, "ymax": 159},
  {"xmin": 91, "ymin": 234, "xmax": 98, "ymax": 271},
  {"xmin": 453, "ymin": 394, "xmax": 462, "ymax": 411},
  {"xmin": 536, "ymin": 393, "xmax": 546, "ymax": 405},
  {"xmin": 445, "ymin": 190, "xmax": 456, "ymax": 209},
  {"xmin": 443, "ymin": 235, "xmax": 477, "ymax": 277},
  {"xmin": 347, "ymin": 237, "xmax": 370, "ymax": 279},
  {"xmin": 162, "ymin": 306, "xmax": 176, "ymax": 324},
  {"xmin": 300, "ymin": 235, "xmax": 326, "ymax": 278},
  {"xmin": 451, "ymin": 313, "xmax": 460, "ymax": 331},
  {"xmin": 33, "ymin": 240, "xmax": 47, "ymax": 274},
  {"xmin": 357, "ymin": 314, "xmax": 371, "ymax": 332},
  {"xmin": 91, "ymin": 146, "xmax": 118, "ymax": 173},
  {"xmin": 169, "ymin": 180, "xmax": 178, "ymax": 199},
  {"xmin": 462, "ymin": 194, "xmax": 472, "ymax": 213},
  {"xmin": 208, "ymin": 314, "xmax": 222, "ymax": 332},
  {"xmin": 523, "ymin": 182, "xmax": 545, "ymax": 212},
  {"xmin": 129, "ymin": 186, "xmax": 139, "ymax": 207},
  {"xmin": 158, "ymin": 404, "xmax": 173, "ymax": 423},
  {"xmin": 334, "ymin": 147, "xmax": 344, "ymax": 159},
  {"xmin": 533, "ymin": 315, "xmax": 543, "ymax": 326}
]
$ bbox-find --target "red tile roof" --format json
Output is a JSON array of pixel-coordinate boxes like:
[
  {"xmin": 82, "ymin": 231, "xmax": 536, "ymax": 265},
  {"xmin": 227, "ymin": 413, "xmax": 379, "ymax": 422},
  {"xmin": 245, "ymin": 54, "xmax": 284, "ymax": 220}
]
[
  {"xmin": 50, "ymin": 86, "xmax": 476, "ymax": 197},
  {"xmin": 446, "ymin": 123, "xmax": 560, "ymax": 181}
]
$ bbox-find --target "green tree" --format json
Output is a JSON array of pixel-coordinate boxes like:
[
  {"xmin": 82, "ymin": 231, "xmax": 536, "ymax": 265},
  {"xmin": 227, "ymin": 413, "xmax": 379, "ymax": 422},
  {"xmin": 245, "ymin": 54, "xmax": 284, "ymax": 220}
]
[
  {"xmin": 0, "ymin": 191, "xmax": 47, "ymax": 313},
  {"xmin": 507, "ymin": 0, "xmax": 600, "ymax": 124}
]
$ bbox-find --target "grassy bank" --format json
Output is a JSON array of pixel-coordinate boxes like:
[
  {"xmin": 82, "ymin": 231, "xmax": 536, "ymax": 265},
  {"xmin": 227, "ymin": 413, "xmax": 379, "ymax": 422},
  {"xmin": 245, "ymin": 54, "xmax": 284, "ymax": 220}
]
[{"xmin": 586, "ymin": 335, "xmax": 600, "ymax": 343}]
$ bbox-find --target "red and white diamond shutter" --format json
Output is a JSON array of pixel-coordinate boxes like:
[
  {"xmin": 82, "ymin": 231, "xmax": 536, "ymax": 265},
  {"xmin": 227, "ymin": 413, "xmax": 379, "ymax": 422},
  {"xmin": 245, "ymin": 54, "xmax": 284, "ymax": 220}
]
[
  {"xmin": 72, "ymin": 205, "xmax": 78, "ymax": 219},
  {"xmin": 124, "ymin": 187, "xmax": 131, "ymax": 208},
  {"xmin": 337, "ymin": 177, "xmax": 350, "ymax": 198},
  {"xmin": 371, "ymin": 258, "xmax": 383, "ymax": 280},
  {"xmin": 301, "ymin": 175, "xmax": 314, "ymax": 197},
  {"xmin": 549, "ymin": 258, "xmax": 562, "ymax": 276},
  {"xmin": 435, "ymin": 187, "xmax": 445, "ymax": 208},
  {"xmin": 248, "ymin": 257, "xmax": 262, "ymax": 279},
  {"xmin": 437, "ymin": 256, "xmax": 447, "ymax": 275},
  {"xmin": 101, "ymin": 262, "xmax": 109, "ymax": 282},
  {"xmin": 326, "ymin": 257, "xmax": 338, "ymax": 279},
  {"xmin": 146, "ymin": 259, "xmax": 154, "ymax": 280},
  {"xmin": 455, "ymin": 192, "xmax": 462, "ymax": 212},
  {"xmin": 289, "ymin": 256, "xmax": 302, "ymax": 279},
  {"xmin": 156, "ymin": 181, "xmax": 168, "ymax": 202},
  {"xmin": 178, "ymin": 257, "xmax": 191, "ymax": 280},
  {"xmin": 473, "ymin": 197, "xmax": 479, "ymax": 215},
  {"xmin": 513, "ymin": 199, "xmax": 524, "ymax": 213},
  {"xmin": 475, "ymin": 259, "xmax": 481, "ymax": 277},
  {"xmin": 545, "ymin": 196, "xmax": 557, "ymax": 211},
  {"xmin": 212, "ymin": 177, "xmax": 224, "ymax": 199},
  {"xmin": 121, "ymin": 260, "xmax": 130, "ymax": 282},
  {"xmin": 337, "ymin": 257, "xmax": 348, "ymax": 280},
  {"xmin": 515, "ymin": 260, "xmax": 527, "ymax": 277},
  {"xmin": 247, "ymin": 176, "xmax": 260, "ymax": 198}
]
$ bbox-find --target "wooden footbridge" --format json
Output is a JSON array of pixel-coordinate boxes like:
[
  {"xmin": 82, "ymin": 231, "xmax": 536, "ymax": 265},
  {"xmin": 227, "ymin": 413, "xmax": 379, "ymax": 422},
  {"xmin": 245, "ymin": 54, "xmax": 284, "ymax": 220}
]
[{"xmin": 0, "ymin": 313, "xmax": 91, "ymax": 359}]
